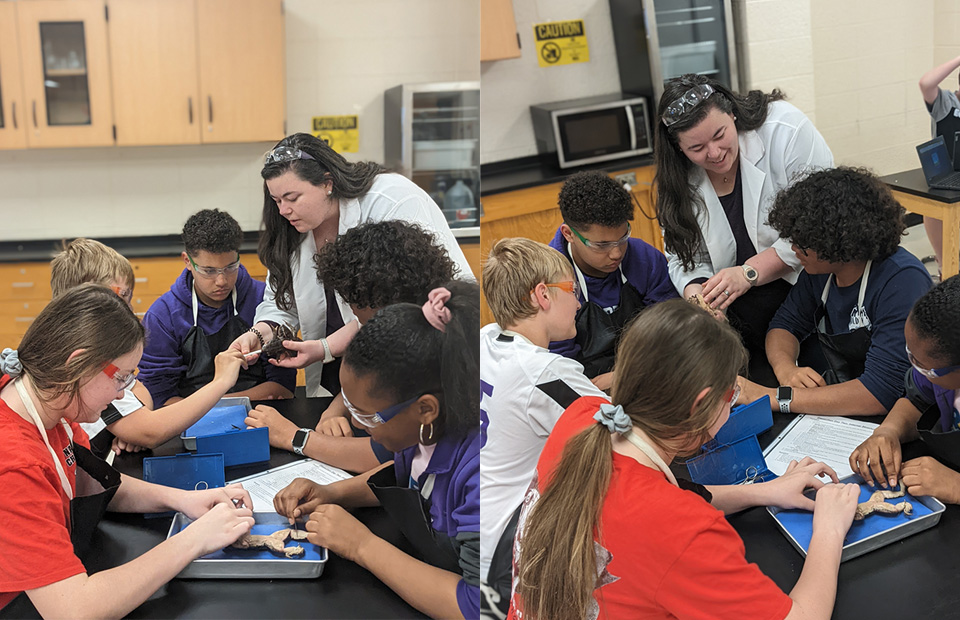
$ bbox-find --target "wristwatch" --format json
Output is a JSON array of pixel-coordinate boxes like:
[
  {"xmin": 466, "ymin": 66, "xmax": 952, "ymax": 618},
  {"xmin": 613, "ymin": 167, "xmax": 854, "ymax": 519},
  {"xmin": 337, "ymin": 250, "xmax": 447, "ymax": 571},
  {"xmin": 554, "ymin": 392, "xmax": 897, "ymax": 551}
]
[
  {"xmin": 292, "ymin": 428, "xmax": 312, "ymax": 455},
  {"xmin": 742, "ymin": 264, "xmax": 759, "ymax": 286},
  {"xmin": 319, "ymin": 337, "xmax": 334, "ymax": 364},
  {"xmin": 776, "ymin": 386, "xmax": 793, "ymax": 414}
]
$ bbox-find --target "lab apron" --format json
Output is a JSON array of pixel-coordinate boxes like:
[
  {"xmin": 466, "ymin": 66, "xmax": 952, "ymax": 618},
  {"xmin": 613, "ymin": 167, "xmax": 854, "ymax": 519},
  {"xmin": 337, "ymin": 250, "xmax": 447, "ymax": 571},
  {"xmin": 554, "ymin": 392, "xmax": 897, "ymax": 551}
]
[
  {"xmin": 367, "ymin": 465, "xmax": 461, "ymax": 574},
  {"xmin": 15, "ymin": 378, "xmax": 121, "ymax": 560},
  {"xmin": 178, "ymin": 285, "xmax": 265, "ymax": 398},
  {"xmin": 915, "ymin": 390, "xmax": 960, "ymax": 471},
  {"xmin": 570, "ymin": 246, "xmax": 649, "ymax": 378},
  {"xmin": 815, "ymin": 261, "xmax": 873, "ymax": 385}
]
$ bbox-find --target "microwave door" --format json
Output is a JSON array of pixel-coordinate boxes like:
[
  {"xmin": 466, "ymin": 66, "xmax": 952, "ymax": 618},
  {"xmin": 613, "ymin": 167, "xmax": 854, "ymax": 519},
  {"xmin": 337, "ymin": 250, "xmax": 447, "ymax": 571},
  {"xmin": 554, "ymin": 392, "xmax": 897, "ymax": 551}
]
[
  {"xmin": 625, "ymin": 104, "xmax": 637, "ymax": 151},
  {"xmin": 555, "ymin": 107, "xmax": 632, "ymax": 168}
]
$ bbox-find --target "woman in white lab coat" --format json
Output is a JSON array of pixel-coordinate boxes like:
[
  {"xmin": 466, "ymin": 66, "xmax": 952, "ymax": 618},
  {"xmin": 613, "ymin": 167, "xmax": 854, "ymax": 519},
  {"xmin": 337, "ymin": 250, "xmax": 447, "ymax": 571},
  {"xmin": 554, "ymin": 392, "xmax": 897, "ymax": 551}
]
[
  {"xmin": 230, "ymin": 133, "xmax": 472, "ymax": 399},
  {"xmin": 654, "ymin": 74, "xmax": 834, "ymax": 386}
]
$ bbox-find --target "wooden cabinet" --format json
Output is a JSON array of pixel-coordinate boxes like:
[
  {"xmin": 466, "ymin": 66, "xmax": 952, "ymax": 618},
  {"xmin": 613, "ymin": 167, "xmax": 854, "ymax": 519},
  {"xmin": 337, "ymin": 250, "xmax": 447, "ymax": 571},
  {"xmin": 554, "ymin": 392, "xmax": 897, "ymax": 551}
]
[
  {"xmin": 481, "ymin": 0, "xmax": 521, "ymax": 61},
  {"xmin": 109, "ymin": 0, "xmax": 284, "ymax": 146},
  {"xmin": 478, "ymin": 165, "xmax": 662, "ymax": 325},
  {"xmin": 16, "ymin": 0, "xmax": 114, "ymax": 148},
  {"xmin": 0, "ymin": 3, "xmax": 28, "ymax": 149}
]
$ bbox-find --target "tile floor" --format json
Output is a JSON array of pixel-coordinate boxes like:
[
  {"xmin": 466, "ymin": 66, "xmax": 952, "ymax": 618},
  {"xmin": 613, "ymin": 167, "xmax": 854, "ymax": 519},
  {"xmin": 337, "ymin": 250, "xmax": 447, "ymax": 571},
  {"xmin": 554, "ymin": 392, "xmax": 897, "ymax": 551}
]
[{"xmin": 900, "ymin": 223, "xmax": 940, "ymax": 281}]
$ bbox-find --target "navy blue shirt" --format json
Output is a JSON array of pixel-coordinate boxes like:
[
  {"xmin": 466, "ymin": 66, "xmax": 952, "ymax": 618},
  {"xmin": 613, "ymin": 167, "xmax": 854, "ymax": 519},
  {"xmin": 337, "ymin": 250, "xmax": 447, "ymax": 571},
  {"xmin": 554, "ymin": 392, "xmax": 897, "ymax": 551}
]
[{"xmin": 767, "ymin": 247, "xmax": 932, "ymax": 410}]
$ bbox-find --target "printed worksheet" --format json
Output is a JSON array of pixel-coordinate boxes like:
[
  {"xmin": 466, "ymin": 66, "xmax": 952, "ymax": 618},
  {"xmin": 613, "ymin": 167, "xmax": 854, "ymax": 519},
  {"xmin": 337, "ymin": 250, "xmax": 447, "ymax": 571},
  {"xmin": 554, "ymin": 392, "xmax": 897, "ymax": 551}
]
[
  {"xmin": 229, "ymin": 459, "xmax": 352, "ymax": 511},
  {"xmin": 763, "ymin": 415, "xmax": 878, "ymax": 480}
]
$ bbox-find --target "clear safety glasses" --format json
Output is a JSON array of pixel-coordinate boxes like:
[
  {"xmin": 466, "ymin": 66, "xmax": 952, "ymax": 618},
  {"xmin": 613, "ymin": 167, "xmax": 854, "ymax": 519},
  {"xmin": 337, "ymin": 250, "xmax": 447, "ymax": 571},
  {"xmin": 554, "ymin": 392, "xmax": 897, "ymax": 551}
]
[
  {"xmin": 906, "ymin": 344, "xmax": 960, "ymax": 379},
  {"xmin": 103, "ymin": 363, "xmax": 137, "ymax": 391},
  {"xmin": 569, "ymin": 223, "xmax": 631, "ymax": 253},
  {"xmin": 341, "ymin": 390, "xmax": 421, "ymax": 428},
  {"xmin": 661, "ymin": 84, "xmax": 715, "ymax": 127},
  {"xmin": 188, "ymin": 253, "xmax": 241, "ymax": 279},
  {"xmin": 263, "ymin": 145, "xmax": 316, "ymax": 165},
  {"xmin": 545, "ymin": 280, "xmax": 582, "ymax": 298}
]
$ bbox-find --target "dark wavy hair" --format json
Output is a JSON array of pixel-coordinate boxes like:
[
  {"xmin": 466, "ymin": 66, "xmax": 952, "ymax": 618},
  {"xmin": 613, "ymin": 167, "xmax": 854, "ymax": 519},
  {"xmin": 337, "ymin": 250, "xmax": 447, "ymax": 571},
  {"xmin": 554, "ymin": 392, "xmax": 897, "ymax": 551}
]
[
  {"xmin": 343, "ymin": 279, "xmax": 479, "ymax": 441},
  {"xmin": 558, "ymin": 171, "xmax": 634, "ymax": 229},
  {"xmin": 655, "ymin": 74, "xmax": 785, "ymax": 271},
  {"xmin": 259, "ymin": 133, "xmax": 387, "ymax": 310},
  {"xmin": 910, "ymin": 275, "xmax": 960, "ymax": 366},
  {"xmin": 767, "ymin": 166, "xmax": 905, "ymax": 263},
  {"xmin": 182, "ymin": 209, "xmax": 243, "ymax": 256},
  {"xmin": 313, "ymin": 220, "xmax": 458, "ymax": 309}
]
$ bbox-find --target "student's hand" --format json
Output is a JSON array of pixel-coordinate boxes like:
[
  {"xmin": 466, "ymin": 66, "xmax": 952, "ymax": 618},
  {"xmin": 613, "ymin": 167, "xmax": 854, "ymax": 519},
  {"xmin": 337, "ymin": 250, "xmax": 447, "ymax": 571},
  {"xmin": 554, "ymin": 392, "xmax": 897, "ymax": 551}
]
[
  {"xmin": 267, "ymin": 339, "xmax": 324, "ymax": 369},
  {"xmin": 212, "ymin": 349, "xmax": 245, "ymax": 388},
  {"xmin": 811, "ymin": 482, "xmax": 859, "ymax": 540},
  {"xmin": 178, "ymin": 483, "xmax": 253, "ymax": 519},
  {"xmin": 245, "ymin": 404, "xmax": 298, "ymax": 449},
  {"xmin": 111, "ymin": 436, "xmax": 147, "ymax": 454},
  {"xmin": 305, "ymin": 504, "xmax": 373, "ymax": 564},
  {"xmin": 760, "ymin": 457, "xmax": 840, "ymax": 511},
  {"xmin": 590, "ymin": 372, "xmax": 614, "ymax": 392},
  {"xmin": 183, "ymin": 501, "xmax": 255, "ymax": 556},
  {"xmin": 776, "ymin": 365, "xmax": 826, "ymax": 389},
  {"xmin": 901, "ymin": 456, "xmax": 960, "ymax": 504},
  {"xmin": 229, "ymin": 330, "xmax": 264, "ymax": 369},
  {"xmin": 702, "ymin": 267, "xmax": 751, "ymax": 311},
  {"xmin": 274, "ymin": 478, "xmax": 336, "ymax": 521},
  {"xmin": 735, "ymin": 376, "xmax": 775, "ymax": 408},
  {"xmin": 849, "ymin": 427, "xmax": 903, "ymax": 489},
  {"xmin": 317, "ymin": 415, "xmax": 354, "ymax": 437}
]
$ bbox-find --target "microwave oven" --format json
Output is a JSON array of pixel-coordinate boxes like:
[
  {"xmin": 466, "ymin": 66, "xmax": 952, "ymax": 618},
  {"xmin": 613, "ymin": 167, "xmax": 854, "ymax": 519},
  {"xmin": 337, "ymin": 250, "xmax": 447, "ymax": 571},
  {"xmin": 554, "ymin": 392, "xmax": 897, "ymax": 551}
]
[{"xmin": 530, "ymin": 94, "xmax": 652, "ymax": 169}]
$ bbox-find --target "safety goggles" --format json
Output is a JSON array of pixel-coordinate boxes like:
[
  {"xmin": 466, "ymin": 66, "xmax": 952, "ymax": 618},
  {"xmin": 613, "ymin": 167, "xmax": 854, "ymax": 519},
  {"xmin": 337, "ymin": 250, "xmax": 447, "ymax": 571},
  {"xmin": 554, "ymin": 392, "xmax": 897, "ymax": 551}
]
[
  {"xmin": 569, "ymin": 223, "xmax": 631, "ymax": 253},
  {"xmin": 110, "ymin": 284, "xmax": 133, "ymax": 304},
  {"xmin": 342, "ymin": 390, "xmax": 421, "ymax": 428},
  {"xmin": 723, "ymin": 383, "xmax": 741, "ymax": 405},
  {"xmin": 103, "ymin": 363, "xmax": 137, "ymax": 391},
  {"xmin": 906, "ymin": 344, "xmax": 960, "ymax": 379},
  {"xmin": 263, "ymin": 145, "xmax": 316, "ymax": 165},
  {"xmin": 188, "ymin": 252, "xmax": 241, "ymax": 279},
  {"xmin": 661, "ymin": 84, "xmax": 715, "ymax": 127},
  {"xmin": 545, "ymin": 279, "xmax": 582, "ymax": 298}
]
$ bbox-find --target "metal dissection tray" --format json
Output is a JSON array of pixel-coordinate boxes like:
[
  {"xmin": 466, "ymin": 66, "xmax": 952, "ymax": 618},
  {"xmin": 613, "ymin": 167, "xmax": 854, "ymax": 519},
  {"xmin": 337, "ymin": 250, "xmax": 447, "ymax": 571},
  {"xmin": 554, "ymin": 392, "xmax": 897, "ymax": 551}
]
[
  {"xmin": 181, "ymin": 397, "xmax": 252, "ymax": 451},
  {"xmin": 167, "ymin": 512, "xmax": 327, "ymax": 579},
  {"xmin": 767, "ymin": 474, "xmax": 945, "ymax": 562}
]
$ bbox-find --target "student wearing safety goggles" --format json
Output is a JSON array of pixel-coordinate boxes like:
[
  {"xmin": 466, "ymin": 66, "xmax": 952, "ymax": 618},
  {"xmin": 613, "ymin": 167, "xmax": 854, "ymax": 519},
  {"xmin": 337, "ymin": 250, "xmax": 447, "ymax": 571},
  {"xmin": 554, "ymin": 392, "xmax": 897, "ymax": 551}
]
[
  {"xmin": 138, "ymin": 209, "xmax": 295, "ymax": 407},
  {"xmin": 548, "ymin": 170, "xmax": 677, "ymax": 391},
  {"xmin": 852, "ymin": 276, "xmax": 960, "ymax": 503}
]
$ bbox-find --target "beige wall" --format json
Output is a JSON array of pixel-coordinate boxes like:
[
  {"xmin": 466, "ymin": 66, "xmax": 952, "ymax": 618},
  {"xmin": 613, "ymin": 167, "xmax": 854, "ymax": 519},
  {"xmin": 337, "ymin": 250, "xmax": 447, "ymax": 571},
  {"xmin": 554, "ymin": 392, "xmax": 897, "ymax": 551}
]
[{"xmin": 0, "ymin": 0, "xmax": 479, "ymax": 242}]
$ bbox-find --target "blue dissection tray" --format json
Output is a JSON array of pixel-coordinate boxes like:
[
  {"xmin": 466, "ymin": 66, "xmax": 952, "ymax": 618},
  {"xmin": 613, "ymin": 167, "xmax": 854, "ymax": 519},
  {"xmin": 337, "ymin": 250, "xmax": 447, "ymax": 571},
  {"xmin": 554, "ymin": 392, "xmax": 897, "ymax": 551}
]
[
  {"xmin": 768, "ymin": 474, "xmax": 946, "ymax": 562},
  {"xmin": 195, "ymin": 426, "xmax": 270, "ymax": 468},
  {"xmin": 686, "ymin": 435, "xmax": 775, "ymax": 486},
  {"xmin": 143, "ymin": 452, "xmax": 226, "ymax": 490}
]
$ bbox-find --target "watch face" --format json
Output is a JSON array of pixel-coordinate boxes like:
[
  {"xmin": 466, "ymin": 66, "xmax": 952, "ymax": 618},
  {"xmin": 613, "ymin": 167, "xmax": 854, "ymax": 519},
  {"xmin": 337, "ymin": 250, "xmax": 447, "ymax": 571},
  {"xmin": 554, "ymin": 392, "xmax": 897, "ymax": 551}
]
[
  {"xmin": 293, "ymin": 429, "xmax": 308, "ymax": 447},
  {"xmin": 744, "ymin": 265, "xmax": 759, "ymax": 280},
  {"xmin": 777, "ymin": 386, "xmax": 792, "ymax": 401}
]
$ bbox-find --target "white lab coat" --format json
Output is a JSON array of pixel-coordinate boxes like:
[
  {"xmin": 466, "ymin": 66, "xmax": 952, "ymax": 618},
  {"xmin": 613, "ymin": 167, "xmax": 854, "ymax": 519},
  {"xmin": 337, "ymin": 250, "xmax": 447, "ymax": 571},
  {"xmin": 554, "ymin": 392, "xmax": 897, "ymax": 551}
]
[
  {"xmin": 666, "ymin": 100, "xmax": 834, "ymax": 294},
  {"xmin": 254, "ymin": 173, "xmax": 474, "ymax": 397}
]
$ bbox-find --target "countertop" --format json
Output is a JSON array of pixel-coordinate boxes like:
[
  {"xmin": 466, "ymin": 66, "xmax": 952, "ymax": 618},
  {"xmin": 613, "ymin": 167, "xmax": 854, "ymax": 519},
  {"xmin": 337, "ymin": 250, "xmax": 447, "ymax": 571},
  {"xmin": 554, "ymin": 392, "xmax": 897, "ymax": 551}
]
[{"xmin": 480, "ymin": 153, "xmax": 655, "ymax": 196}]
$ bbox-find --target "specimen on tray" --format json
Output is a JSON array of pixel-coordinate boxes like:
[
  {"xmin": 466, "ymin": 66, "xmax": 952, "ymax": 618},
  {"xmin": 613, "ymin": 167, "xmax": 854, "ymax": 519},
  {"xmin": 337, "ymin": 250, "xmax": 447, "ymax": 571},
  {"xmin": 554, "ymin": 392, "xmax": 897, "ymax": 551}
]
[
  {"xmin": 854, "ymin": 483, "xmax": 913, "ymax": 520},
  {"xmin": 230, "ymin": 527, "xmax": 309, "ymax": 558}
]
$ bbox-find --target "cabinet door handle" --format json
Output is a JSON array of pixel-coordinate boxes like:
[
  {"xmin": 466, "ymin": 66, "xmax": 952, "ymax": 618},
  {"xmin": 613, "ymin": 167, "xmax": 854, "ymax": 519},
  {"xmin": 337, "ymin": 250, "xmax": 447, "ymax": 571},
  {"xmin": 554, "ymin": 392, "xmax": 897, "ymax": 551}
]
[
  {"xmin": 208, "ymin": 96, "xmax": 213, "ymax": 124},
  {"xmin": 188, "ymin": 97, "xmax": 193, "ymax": 124},
  {"xmin": 11, "ymin": 102, "xmax": 16, "ymax": 129},
  {"xmin": 14, "ymin": 317, "xmax": 34, "ymax": 322},
  {"xmin": 32, "ymin": 101, "xmax": 37, "ymax": 128},
  {"xmin": 11, "ymin": 282, "xmax": 34, "ymax": 288}
]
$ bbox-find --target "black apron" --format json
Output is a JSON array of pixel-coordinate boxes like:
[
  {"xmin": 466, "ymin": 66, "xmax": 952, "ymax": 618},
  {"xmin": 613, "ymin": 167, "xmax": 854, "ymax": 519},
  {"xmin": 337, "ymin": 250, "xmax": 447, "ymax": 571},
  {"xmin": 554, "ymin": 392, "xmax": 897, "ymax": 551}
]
[
  {"xmin": 16, "ymin": 378, "xmax": 121, "ymax": 561},
  {"xmin": 178, "ymin": 284, "xmax": 266, "ymax": 398},
  {"xmin": 814, "ymin": 261, "xmax": 873, "ymax": 385},
  {"xmin": 569, "ymin": 245, "xmax": 649, "ymax": 378},
  {"xmin": 367, "ymin": 465, "xmax": 461, "ymax": 574}
]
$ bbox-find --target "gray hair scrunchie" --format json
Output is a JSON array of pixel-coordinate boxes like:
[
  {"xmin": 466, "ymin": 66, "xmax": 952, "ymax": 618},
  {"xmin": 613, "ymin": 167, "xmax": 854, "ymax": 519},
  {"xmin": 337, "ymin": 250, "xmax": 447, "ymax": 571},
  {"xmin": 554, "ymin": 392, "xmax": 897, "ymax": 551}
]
[
  {"xmin": 1, "ymin": 348, "xmax": 22, "ymax": 377},
  {"xmin": 593, "ymin": 402, "xmax": 631, "ymax": 434}
]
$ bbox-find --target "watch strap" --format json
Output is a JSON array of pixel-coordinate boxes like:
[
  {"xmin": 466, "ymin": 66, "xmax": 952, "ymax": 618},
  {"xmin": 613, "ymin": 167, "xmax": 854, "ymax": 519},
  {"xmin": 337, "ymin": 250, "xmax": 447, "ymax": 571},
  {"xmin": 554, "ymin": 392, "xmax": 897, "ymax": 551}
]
[
  {"xmin": 320, "ymin": 337, "xmax": 334, "ymax": 364},
  {"xmin": 292, "ymin": 428, "xmax": 312, "ymax": 455}
]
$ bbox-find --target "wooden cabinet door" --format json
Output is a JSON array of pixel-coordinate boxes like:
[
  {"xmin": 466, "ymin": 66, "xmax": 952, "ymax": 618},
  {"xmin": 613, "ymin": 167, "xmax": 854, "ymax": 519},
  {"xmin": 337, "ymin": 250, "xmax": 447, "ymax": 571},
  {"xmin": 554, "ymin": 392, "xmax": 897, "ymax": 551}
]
[
  {"xmin": 17, "ymin": 0, "xmax": 114, "ymax": 147},
  {"xmin": 108, "ymin": 0, "xmax": 201, "ymax": 146},
  {"xmin": 0, "ymin": 3, "xmax": 28, "ymax": 150},
  {"xmin": 481, "ymin": 0, "xmax": 521, "ymax": 61},
  {"xmin": 196, "ymin": 0, "xmax": 284, "ymax": 144}
]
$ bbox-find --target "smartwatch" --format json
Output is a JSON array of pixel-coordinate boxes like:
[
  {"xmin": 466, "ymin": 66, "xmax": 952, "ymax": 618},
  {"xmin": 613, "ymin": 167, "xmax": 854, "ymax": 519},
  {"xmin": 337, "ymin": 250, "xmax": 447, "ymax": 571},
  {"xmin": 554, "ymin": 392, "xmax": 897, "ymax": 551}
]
[
  {"xmin": 776, "ymin": 386, "xmax": 793, "ymax": 413},
  {"xmin": 292, "ymin": 428, "xmax": 312, "ymax": 455},
  {"xmin": 742, "ymin": 264, "xmax": 759, "ymax": 286}
]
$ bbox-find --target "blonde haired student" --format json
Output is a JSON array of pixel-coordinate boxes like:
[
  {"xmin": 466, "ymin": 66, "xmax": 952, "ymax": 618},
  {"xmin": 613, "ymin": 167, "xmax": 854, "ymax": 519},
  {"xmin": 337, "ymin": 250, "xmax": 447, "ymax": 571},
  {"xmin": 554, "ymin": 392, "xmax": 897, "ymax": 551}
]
[{"xmin": 510, "ymin": 300, "xmax": 860, "ymax": 620}]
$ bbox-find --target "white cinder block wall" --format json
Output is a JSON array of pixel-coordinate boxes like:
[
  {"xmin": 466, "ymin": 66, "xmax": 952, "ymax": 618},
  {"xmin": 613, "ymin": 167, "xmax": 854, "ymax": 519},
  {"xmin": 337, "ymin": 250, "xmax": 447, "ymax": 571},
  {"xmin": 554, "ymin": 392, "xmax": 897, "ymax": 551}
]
[{"xmin": 0, "ymin": 0, "xmax": 479, "ymax": 242}]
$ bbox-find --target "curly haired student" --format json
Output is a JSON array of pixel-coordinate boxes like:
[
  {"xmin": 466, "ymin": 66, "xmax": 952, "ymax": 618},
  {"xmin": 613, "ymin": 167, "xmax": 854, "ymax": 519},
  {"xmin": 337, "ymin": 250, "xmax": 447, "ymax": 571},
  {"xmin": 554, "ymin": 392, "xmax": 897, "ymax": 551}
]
[{"xmin": 741, "ymin": 167, "xmax": 932, "ymax": 417}]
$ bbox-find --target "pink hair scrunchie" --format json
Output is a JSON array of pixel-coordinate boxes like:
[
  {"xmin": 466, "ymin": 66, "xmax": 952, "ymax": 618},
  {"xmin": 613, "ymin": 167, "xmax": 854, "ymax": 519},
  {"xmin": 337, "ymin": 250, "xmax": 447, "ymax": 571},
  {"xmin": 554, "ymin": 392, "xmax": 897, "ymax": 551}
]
[{"xmin": 422, "ymin": 287, "xmax": 452, "ymax": 332}]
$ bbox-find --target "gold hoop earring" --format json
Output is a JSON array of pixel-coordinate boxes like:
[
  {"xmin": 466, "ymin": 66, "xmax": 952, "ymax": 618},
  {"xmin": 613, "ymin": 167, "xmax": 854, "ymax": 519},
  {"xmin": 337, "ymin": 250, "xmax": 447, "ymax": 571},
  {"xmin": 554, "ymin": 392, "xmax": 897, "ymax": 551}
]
[{"xmin": 419, "ymin": 423, "xmax": 433, "ymax": 444}]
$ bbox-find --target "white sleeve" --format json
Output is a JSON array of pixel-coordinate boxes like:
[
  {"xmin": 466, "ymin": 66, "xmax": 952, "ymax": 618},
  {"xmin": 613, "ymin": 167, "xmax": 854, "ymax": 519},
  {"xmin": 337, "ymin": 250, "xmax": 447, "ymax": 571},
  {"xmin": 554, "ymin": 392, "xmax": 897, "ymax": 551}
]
[
  {"xmin": 253, "ymin": 269, "xmax": 301, "ymax": 332},
  {"xmin": 79, "ymin": 388, "xmax": 144, "ymax": 440},
  {"xmin": 666, "ymin": 243, "xmax": 715, "ymax": 294},
  {"xmin": 527, "ymin": 357, "xmax": 608, "ymax": 437}
]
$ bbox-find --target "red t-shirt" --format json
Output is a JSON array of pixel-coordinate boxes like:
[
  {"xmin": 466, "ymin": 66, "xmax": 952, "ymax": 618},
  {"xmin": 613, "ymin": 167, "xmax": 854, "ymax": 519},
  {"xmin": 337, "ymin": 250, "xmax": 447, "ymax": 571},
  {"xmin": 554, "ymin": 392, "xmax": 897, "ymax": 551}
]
[
  {"xmin": 0, "ymin": 375, "xmax": 90, "ymax": 609},
  {"xmin": 509, "ymin": 396, "xmax": 792, "ymax": 620}
]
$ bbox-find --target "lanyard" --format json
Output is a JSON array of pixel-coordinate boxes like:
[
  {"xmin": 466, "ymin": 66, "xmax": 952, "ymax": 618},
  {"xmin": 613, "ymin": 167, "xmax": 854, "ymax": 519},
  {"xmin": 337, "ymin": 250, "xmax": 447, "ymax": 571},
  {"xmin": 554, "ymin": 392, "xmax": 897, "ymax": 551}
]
[{"xmin": 14, "ymin": 376, "xmax": 74, "ymax": 499}]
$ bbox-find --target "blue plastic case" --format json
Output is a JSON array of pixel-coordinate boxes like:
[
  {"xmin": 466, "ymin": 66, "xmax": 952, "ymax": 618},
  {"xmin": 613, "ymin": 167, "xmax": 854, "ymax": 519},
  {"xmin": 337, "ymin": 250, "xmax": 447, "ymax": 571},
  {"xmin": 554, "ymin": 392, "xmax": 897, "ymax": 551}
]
[
  {"xmin": 143, "ymin": 452, "xmax": 226, "ymax": 490},
  {"xmin": 195, "ymin": 426, "xmax": 270, "ymax": 467},
  {"xmin": 686, "ymin": 396, "xmax": 775, "ymax": 486}
]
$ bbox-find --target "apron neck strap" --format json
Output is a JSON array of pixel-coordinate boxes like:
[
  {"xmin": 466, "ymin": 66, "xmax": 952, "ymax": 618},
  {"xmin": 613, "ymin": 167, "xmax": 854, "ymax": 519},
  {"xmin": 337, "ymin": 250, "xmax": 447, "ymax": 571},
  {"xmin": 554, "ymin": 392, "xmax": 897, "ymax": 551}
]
[
  {"xmin": 420, "ymin": 473, "xmax": 436, "ymax": 500},
  {"xmin": 622, "ymin": 429, "xmax": 679, "ymax": 487},
  {"xmin": 14, "ymin": 376, "xmax": 74, "ymax": 499},
  {"xmin": 191, "ymin": 281, "xmax": 238, "ymax": 325},
  {"xmin": 820, "ymin": 259, "xmax": 873, "ymax": 306},
  {"xmin": 565, "ymin": 242, "xmax": 627, "ymax": 304}
]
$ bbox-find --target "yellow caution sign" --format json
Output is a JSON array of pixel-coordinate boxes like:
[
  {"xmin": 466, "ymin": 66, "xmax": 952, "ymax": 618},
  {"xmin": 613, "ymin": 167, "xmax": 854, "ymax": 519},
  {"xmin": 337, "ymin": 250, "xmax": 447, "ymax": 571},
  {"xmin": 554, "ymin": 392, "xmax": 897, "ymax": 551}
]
[
  {"xmin": 311, "ymin": 115, "xmax": 359, "ymax": 153},
  {"xmin": 533, "ymin": 19, "xmax": 589, "ymax": 68}
]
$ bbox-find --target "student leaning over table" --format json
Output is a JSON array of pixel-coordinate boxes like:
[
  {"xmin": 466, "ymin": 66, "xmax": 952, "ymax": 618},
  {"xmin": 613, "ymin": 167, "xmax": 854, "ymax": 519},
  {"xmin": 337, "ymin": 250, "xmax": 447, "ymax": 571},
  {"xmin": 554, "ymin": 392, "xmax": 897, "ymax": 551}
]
[
  {"xmin": 738, "ymin": 167, "xmax": 932, "ymax": 417},
  {"xmin": 274, "ymin": 280, "xmax": 480, "ymax": 619},
  {"xmin": 229, "ymin": 133, "xmax": 473, "ymax": 399},
  {"xmin": 246, "ymin": 220, "xmax": 459, "ymax": 474},
  {"xmin": 49, "ymin": 238, "xmax": 251, "ymax": 459},
  {"xmin": 851, "ymin": 276, "xmax": 960, "ymax": 499},
  {"xmin": 508, "ymin": 300, "xmax": 858, "ymax": 620},
  {"xmin": 655, "ymin": 73, "xmax": 834, "ymax": 387},
  {"xmin": 0, "ymin": 284, "xmax": 254, "ymax": 618}
]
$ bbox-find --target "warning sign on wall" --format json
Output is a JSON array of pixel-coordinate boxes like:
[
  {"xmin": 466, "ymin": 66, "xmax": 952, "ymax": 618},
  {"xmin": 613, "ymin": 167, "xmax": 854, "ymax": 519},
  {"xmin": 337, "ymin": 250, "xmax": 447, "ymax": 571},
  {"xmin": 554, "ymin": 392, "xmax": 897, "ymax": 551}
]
[
  {"xmin": 533, "ymin": 19, "xmax": 589, "ymax": 68},
  {"xmin": 311, "ymin": 115, "xmax": 359, "ymax": 153}
]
